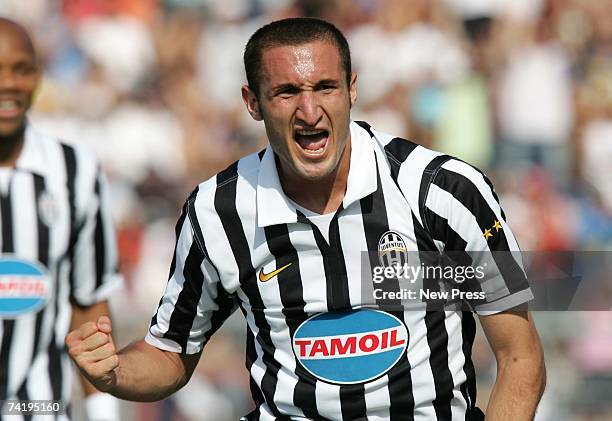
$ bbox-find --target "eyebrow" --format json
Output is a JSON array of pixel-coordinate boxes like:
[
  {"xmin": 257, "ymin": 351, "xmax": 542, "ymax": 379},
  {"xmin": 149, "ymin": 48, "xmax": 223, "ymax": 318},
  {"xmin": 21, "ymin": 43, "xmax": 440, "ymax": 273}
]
[
  {"xmin": 269, "ymin": 79, "xmax": 340, "ymax": 96},
  {"xmin": 314, "ymin": 79, "xmax": 340, "ymax": 89}
]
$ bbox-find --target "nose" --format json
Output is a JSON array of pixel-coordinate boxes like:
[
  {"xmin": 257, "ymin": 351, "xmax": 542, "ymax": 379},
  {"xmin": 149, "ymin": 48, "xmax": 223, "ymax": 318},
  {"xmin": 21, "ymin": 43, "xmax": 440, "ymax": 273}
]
[
  {"xmin": 295, "ymin": 91, "xmax": 322, "ymax": 127},
  {"xmin": 0, "ymin": 70, "xmax": 18, "ymax": 91}
]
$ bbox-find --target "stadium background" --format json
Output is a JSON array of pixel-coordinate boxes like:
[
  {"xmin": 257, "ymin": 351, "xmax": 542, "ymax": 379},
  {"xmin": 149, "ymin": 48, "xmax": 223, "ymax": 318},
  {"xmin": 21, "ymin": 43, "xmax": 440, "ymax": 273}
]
[{"xmin": 1, "ymin": 0, "xmax": 610, "ymax": 419}]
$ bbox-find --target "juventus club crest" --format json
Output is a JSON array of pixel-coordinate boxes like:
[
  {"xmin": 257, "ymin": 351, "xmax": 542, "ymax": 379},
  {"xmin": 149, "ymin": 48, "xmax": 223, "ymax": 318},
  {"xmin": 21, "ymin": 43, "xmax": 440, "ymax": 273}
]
[
  {"xmin": 378, "ymin": 231, "xmax": 408, "ymax": 268},
  {"xmin": 38, "ymin": 190, "xmax": 59, "ymax": 227}
]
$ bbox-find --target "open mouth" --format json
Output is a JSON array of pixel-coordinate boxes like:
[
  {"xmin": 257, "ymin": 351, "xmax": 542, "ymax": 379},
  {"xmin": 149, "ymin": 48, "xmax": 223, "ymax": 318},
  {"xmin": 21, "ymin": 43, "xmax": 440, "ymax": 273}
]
[
  {"xmin": 0, "ymin": 99, "xmax": 23, "ymax": 118},
  {"xmin": 294, "ymin": 129, "xmax": 329, "ymax": 156}
]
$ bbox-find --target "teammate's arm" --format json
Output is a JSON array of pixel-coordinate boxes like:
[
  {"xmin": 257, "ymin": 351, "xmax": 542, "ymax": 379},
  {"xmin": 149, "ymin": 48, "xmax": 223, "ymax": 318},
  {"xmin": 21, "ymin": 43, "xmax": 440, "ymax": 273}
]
[
  {"xmin": 66, "ymin": 315, "xmax": 201, "ymax": 401},
  {"xmin": 479, "ymin": 308, "xmax": 546, "ymax": 421}
]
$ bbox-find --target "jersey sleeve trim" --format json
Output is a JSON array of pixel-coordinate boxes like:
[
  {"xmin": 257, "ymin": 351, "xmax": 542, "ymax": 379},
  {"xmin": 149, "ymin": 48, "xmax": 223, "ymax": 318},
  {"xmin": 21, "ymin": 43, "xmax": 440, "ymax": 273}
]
[
  {"xmin": 474, "ymin": 288, "xmax": 534, "ymax": 315},
  {"xmin": 144, "ymin": 331, "xmax": 185, "ymax": 353}
]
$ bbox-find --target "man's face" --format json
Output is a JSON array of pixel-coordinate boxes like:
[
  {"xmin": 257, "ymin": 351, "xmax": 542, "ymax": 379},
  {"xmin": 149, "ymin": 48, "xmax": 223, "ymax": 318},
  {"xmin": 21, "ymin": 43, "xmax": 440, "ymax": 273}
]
[
  {"xmin": 242, "ymin": 40, "xmax": 356, "ymax": 182},
  {"xmin": 0, "ymin": 26, "xmax": 39, "ymax": 137}
]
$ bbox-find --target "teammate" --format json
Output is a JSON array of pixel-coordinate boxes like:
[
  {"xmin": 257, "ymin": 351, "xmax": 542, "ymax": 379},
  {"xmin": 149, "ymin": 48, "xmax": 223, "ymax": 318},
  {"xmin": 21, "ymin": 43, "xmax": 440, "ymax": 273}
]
[
  {"xmin": 0, "ymin": 18, "xmax": 121, "ymax": 421},
  {"xmin": 67, "ymin": 18, "xmax": 546, "ymax": 420}
]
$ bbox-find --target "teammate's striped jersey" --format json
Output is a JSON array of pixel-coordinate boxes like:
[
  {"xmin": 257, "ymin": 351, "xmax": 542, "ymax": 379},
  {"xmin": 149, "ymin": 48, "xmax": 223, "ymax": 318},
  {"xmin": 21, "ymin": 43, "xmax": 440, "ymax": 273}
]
[
  {"xmin": 0, "ymin": 125, "xmax": 121, "ymax": 420},
  {"xmin": 147, "ymin": 121, "xmax": 533, "ymax": 420}
]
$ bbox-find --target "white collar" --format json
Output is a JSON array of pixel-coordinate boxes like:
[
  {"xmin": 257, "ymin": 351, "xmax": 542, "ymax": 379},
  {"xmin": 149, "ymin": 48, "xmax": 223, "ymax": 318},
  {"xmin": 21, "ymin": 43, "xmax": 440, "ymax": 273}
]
[
  {"xmin": 14, "ymin": 123, "xmax": 50, "ymax": 176},
  {"xmin": 256, "ymin": 121, "xmax": 378, "ymax": 228}
]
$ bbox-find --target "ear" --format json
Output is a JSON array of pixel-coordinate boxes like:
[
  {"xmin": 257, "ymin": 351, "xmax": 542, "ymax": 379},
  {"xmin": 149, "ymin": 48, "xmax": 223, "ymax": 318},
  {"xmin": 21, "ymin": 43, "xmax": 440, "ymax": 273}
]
[
  {"xmin": 348, "ymin": 72, "xmax": 357, "ymax": 107},
  {"xmin": 241, "ymin": 85, "xmax": 263, "ymax": 121}
]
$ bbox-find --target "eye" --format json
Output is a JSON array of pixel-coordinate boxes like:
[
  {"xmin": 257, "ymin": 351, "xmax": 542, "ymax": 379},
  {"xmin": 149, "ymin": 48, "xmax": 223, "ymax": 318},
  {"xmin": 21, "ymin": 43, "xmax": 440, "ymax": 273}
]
[
  {"xmin": 276, "ymin": 86, "xmax": 300, "ymax": 98},
  {"xmin": 13, "ymin": 63, "xmax": 35, "ymax": 76},
  {"xmin": 316, "ymin": 84, "xmax": 337, "ymax": 94}
]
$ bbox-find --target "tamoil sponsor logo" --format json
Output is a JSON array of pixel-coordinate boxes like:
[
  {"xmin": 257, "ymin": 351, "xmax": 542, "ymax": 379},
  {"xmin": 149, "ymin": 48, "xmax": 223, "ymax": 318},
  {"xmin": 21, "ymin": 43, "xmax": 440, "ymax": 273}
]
[
  {"xmin": 292, "ymin": 309, "xmax": 408, "ymax": 384},
  {"xmin": 0, "ymin": 257, "xmax": 51, "ymax": 318}
]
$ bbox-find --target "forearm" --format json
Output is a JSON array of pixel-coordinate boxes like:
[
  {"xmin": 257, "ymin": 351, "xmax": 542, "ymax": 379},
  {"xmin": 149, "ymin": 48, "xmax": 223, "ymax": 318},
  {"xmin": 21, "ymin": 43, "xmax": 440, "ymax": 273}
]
[
  {"xmin": 486, "ymin": 354, "xmax": 546, "ymax": 420},
  {"xmin": 108, "ymin": 340, "xmax": 189, "ymax": 402}
]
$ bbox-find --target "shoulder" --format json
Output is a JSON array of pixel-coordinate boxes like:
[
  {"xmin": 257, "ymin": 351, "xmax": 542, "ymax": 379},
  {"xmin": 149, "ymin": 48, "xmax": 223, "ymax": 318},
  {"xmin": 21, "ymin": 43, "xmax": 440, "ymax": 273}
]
[
  {"xmin": 30, "ymin": 124, "xmax": 90, "ymax": 161},
  {"xmin": 356, "ymin": 120, "xmax": 497, "ymax": 219},
  {"xmin": 31, "ymin": 128, "xmax": 101, "ymax": 175},
  {"xmin": 353, "ymin": 120, "xmax": 447, "ymax": 176},
  {"xmin": 187, "ymin": 148, "xmax": 264, "ymax": 215},
  {"xmin": 215, "ymin": 149, "xmax": 264, "ymax": 191},
  {"xmin": 427, "ymin": 158, "xmax": 495, "ymax": 196},
  {"xmin": 364, "ymin": 121, "xmax": 491, "ymax": 192},
  {"xmin": 25, "ymin": 127, "xmax": 103, "ymax": 193},
  {"xmin": 423, "ymin": 157, "xmax": 504, "ymax": 226},
  {"xmin": 57, "ymin": 140, "xmax": 100, "ymax": 173}
]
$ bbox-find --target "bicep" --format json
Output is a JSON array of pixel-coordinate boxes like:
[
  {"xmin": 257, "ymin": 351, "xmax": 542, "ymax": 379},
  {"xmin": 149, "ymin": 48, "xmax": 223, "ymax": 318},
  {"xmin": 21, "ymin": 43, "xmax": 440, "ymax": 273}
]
[
  {"xmin": 120, "ymin": 339, "xmax": 202, "ymax": 388},
  {"xmin": 149, "ymin": 342, "xmax": 202, "ymax": 384},
  {"xmin": 479, "ymin": 307, "xmax": 542, "ymax": 362},
  {"xmin": 178, "ymin": 350, "xmax": 203, "ymax": 383}
]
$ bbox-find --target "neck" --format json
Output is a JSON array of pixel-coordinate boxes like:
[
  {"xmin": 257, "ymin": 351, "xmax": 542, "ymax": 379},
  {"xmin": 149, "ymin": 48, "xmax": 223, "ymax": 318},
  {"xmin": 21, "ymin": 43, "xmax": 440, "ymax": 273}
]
[
  {"xmin": 280, "ymin": 140, "xmax": 351, "ymax": 215},
  {"xmin": 0, "ymin": 125, "xmax": 26, "ymax": 167}
]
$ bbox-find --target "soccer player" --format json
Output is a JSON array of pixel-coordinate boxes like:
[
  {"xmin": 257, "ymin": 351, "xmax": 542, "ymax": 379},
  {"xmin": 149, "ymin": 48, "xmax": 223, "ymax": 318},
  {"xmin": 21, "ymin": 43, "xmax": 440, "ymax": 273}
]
[
  {"xmin": 67, "ymin": 18, "xmax": 545, "ymax": 420},
  {"xmin": 0, "ymin": 18, "xmax": 121, "ymax": 421}
]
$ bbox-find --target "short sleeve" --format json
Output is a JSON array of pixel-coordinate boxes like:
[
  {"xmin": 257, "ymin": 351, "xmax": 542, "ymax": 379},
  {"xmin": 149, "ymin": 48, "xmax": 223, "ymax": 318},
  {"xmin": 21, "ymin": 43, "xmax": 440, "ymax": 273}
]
[
  {"xmin": 145, "ymin": 196, "xmax": 238, "ymax": 354},
  {"xmin": 423, "ymin": 159, "xmax": 533, "ymax": 315},
  {"xmin": 69, "ymin": 166, "xmax": 122, "ymax": 307}
]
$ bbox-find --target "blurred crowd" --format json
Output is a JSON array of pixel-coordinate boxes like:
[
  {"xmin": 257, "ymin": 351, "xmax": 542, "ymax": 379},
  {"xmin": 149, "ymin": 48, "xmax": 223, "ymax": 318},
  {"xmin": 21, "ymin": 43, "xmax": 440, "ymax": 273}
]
[{"xmin": 1, "ymin": 0, "xmax": 610, "ymax": 419}]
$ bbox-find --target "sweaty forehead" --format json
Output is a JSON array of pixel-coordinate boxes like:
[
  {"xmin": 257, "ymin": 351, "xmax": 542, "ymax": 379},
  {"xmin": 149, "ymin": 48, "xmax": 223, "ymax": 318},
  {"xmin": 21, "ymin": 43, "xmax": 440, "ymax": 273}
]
[
  {"xmin": 293, "ymin": 46, "xmax": 316, "ymax": 79},
  {"xmin": 260, "ymin": 41, "xmax": 343, "ymax": 86}
]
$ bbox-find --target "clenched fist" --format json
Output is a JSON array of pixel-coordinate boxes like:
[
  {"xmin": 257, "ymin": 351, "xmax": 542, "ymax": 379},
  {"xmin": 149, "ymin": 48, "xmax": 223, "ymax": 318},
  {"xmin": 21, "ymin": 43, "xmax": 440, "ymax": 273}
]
[{"xmin": 66, "ymin": 316, "xmax": 119, "ymax": 393}]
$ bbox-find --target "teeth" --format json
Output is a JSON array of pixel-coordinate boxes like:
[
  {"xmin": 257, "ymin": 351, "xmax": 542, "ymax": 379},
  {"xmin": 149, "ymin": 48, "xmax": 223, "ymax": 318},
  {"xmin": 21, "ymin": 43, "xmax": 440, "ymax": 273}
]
[
  {"xmin": 0, "ymin": 100, "xmax": 18, "ymax": 110},
  {"xmin": 305, "ymin": 147, "xmax": 325, "ymax": 153},
  {"xmin": 295, "ymin": 129, "xmax": 326, "ymax": 136}
]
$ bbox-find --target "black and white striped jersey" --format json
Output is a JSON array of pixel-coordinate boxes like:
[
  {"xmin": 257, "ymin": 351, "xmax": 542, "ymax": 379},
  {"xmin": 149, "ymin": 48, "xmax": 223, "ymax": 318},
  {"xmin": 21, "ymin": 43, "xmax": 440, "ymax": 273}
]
[
  {"xmin": 146, "ymin": 121, "xmax": 532, "ymax": 420},
  {"xmin": 0, "ymin": 125, "xmax": 121, "ymax": 420}
]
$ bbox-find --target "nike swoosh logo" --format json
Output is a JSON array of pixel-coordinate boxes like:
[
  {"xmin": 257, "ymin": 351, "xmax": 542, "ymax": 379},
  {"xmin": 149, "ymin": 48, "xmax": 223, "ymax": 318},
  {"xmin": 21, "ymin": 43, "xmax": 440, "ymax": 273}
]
[{"xmin": 259, "ymin": 263, "xmax": 292, "ymax": 282}]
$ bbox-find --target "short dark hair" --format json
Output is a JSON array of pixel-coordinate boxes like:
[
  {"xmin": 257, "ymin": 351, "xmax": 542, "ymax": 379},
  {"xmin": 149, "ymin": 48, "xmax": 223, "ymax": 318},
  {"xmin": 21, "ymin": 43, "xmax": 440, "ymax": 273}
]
[{"xmin": 244, "ymin": 17, "xmax": 351, "ymax": 98}]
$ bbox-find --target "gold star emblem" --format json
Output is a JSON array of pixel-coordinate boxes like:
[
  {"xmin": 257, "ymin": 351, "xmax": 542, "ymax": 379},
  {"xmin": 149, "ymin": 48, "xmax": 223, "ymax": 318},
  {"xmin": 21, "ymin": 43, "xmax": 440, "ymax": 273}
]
[
  {"xmin": 483, "ymin": 228, "xmax": 493, "ymax": 240},
  {"xmin": 492, "ymin": 220, "xmax": 502, "ymax": 232}
]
